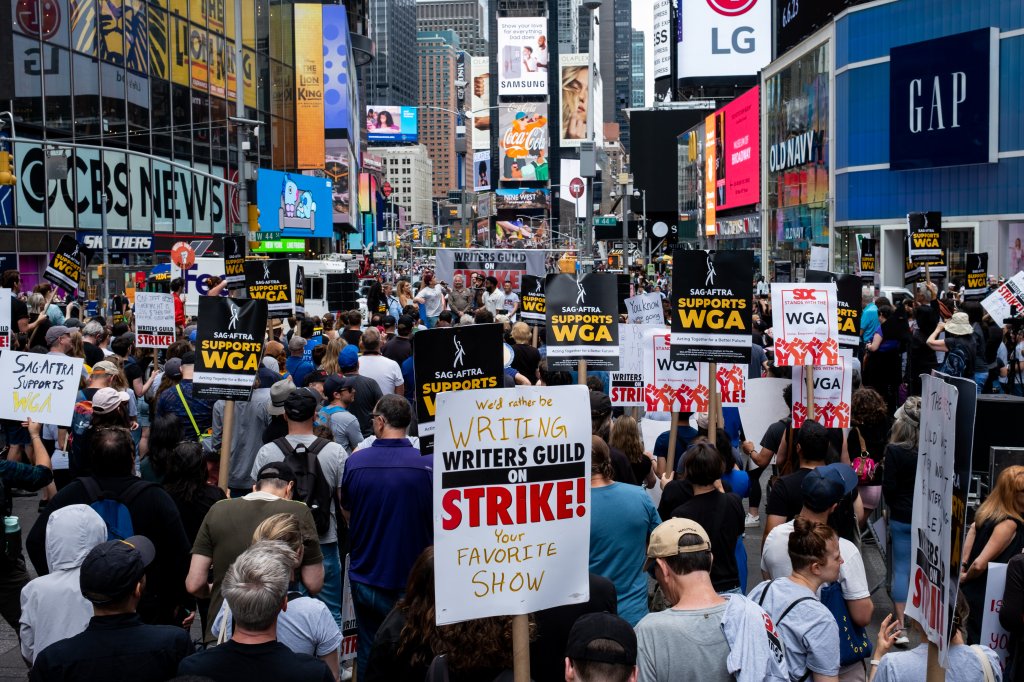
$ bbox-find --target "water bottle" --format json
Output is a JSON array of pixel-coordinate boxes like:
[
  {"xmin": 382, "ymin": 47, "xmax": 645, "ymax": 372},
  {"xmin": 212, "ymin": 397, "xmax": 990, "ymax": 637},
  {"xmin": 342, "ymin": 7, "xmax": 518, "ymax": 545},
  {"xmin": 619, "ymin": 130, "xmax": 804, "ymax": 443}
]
[{"xmin": 4, "ymin": 516, "xmax": 21, "ymax": 562}]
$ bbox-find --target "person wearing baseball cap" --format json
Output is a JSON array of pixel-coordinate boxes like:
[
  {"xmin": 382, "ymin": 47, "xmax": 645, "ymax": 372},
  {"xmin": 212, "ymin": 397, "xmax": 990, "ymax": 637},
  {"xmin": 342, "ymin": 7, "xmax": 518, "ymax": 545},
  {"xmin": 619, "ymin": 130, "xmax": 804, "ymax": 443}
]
[
  {"xmin": 154, "ymin": 349, "xmax": 213, "ymax": 445},
  {"xmin": 29, "ymin": 535, "xmax": 194, "ymax": 681},
  {"xmin": 564, "ymin": 612, "xmax": 637, "ymax": 681},
  {"xmin": 637, "ymin": 518, "xmax": 790, "ymax": 682},
  {"xmin": 286, "ymin": 335, "xmax": 315, "ymax": 388},
  {"xmin": 318, "ymin": 374, "xmax": 361, "ymax": 453},
  {"xmin": 339, "ymin": 345, "xmax": 384, "ymax": 437},
  {"xmin": 45, "ymin": 325, "xmax": 73, "ymax": 354}
]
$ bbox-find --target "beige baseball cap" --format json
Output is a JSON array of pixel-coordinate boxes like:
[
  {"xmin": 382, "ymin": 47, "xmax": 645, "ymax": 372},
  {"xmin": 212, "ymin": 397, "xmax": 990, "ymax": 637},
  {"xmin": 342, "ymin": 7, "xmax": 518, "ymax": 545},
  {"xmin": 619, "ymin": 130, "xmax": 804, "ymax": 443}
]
[{"xmin": 644, "ymin": 518, "xmax": 712, "ymax": 571}]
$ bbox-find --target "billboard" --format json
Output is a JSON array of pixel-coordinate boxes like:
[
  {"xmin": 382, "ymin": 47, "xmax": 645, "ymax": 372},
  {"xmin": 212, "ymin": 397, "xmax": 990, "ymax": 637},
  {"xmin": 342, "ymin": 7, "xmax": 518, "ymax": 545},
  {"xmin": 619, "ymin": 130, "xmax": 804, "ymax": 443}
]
[
  {"xmin": 497, "ymin": 17, "xmax": 548, "ymax": 96},
  {"xmin": 653, "ymin": 0, "xmax": 671, "ymax": 79},
  {"xmin": 323, "ymin": 4, "xmax": 354, "ymax": 138},
  {"xmin": 294, "ymin": 4, "xmax": 325, "ymax": 169},
  {"xmin": 325, "ymin": 139, "xmax": 352, "ymax": 225},
  {"xmin": 497, "ymin": 103, "xmax": 549, "ymax": 182},
  {"xmin": 471, "ymin": 56, "xmax": 491, "ymax": 150},
  {"xmin": 495, "ymin": 188, "xmax": 549, "ymax": 211},
  {"xmin": 473, "ymin": 151, "xmax": 491, "ymax": 191},
  {"xmin": 255, "ymin": 169, "xmax": 333, "ymax": 238},
  {"xmin": 366, "ymin": 105, "xmax": 418, "ymax": 143},
  {"xmin": 715, "ymin": 85, "xmax": 760, "ymax": 210},
  {"xmin": 677, "ymin": 0, "xmax": 770, "ymax": 79},
  {"xmin": 558, "ymin": 54, "xmax": 590, "ymax": 148}
]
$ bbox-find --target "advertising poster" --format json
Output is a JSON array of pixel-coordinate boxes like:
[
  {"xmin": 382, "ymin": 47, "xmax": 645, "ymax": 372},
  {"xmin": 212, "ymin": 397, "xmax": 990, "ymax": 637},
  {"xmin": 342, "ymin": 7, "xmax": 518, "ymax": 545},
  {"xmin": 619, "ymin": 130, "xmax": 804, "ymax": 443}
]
[
  {"xmin": 981, "ymin": 563, "xmax": 1010, "ymax": 672},
  {"xmin": 433, "ymin": 385, "xmax": 591, "ymax": 625},
  {"xmin": 676, "ymin": 0, "xmax": 770, "ymax": 79},
  {"xmin": 244, "ymin": 258, "xmax": 293, "ymax": 318},
  {"xmin": 495, "ymin": 188, "xmax": 548, "ymax": 212},
  {"xmin": 0, "ymin": 291, "xmax": 10, "ymax": 350},
  {"xmin": 134, "ymin": 292, "xmax": 176, "ymax": 348},
  {"xmin": 908, "ymin": 211, "xmax": 942, "ymax": 264},
  {"xmin": 435, "ymin": 249, "xmax": 547, "ymax": 293},
  {"xmin": 255, "ymin": 169, "xmax": 333, "ymax": 238},
  {"xmin": 652, "ymin": 0, "xmax": 671, "ymax": 79},
  {"xmin": 791, "ymin": 351, "xmax": 853, "ymax": 429},
  {"xmin": 473, "ymin": 151, "xmax": 491, "ymax": 191},
  {"xmin": 806, "ymin": 271, "xmax": 863, "ymax": 349},
  {"xmin": 0, "ymin": 351, "xmax": 84, "ymax": 427},
  {"xmin": 498, "ymin": 103, "xmax": 549, "ymax": 181},
  {"xmin": 625, "ymin": 292, "xmax": 666, "ymax": 326},
  {"xmin": 704, "ymin": 116, "xmax": 717, "ymax": 236},
  {"xmin": 770, "ymin": 283, "xmax": 840, "ymax": 366},
  {"xmin": 907, "ymin": 373, "xmax": 976, "ymax": 667},
  {"xmin": 222, "ymin": 235, "xmax": 246, "ymax": 291},
  {"xmin": 193, "ymin": 296, "xmax": 268, "ymax": 401},
  {"xmin": 963, "ymin": 253, "xmax": 989, "ymax": 299},
  {"xmin": 44, "ymin": 235, "xmax": 85, "ymax": 293},
  {"xmin": 610, "ymin": 324, "xmax": 664, "ymax": 407},
  {"xmin": 519, "ymin": 275, "xmax": 546, "ymax": 327},
  {"xmin": 558, "ymin": 54, "xmax": 590, "ymax": 147},
  {"xmin": 366, "ymin": 105, "xmax": 418, "ymax": 143},
  {"xmin": 325, "ymin": 140, "xmax": 352, "ymax": 226},
  {"xmin": 982, "ymin": 271, "xmax": 1024, "ymax": 323},
  {"xmin": 670, "ymin": 250, "xmax": 753, "ymax": 363},
  {"xmin": 642, "ymin": 331, "xmax": 746, "ymax": 413},
  {"xmin": 413, "ymin": 324, "xmax": 504, "ymax": 456},
  {"xmin": 859, "ymin": 237, "xmax": 877, "ymax": 282},
  {"xmin": 496, "ymin": 17, "xmax": 548, "ymax": 96},
  {"xmin": 322, "ymin": 4, "xmax": 354, "ymax": 137},
  {"xmin": 545, "ymin": 273, "xmax": 620, "ymax": 371},
  {"xmin": 471, "ymin": 56, "xmax": 491, "ymax": 150},
  {"xmin": 293, "ymin": 4, "xmax": 325, "ymax": 169},
  {"xmin": 294, "ymin": 265, "xmax": 306, "ymax": 317},
  {"xmin": 714, "ymin": 86, "xmax": 760, "ymax": 210}
]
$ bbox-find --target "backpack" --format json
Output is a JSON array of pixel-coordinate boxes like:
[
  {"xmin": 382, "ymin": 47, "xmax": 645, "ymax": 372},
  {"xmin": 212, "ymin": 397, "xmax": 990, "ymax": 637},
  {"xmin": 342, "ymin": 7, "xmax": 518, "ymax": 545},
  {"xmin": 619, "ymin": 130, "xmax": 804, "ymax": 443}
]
[
  {"xmin": 939, "ymin": 343, "xmax": 970, "ymax": 378},
  {"xmin": 272, "ymin": 437, "xmax": 334, "ymax": 536},
  {"xmin": 79, "ymin": 477, "xmax": 155, "ymax": 540},
  {"xmin": 756, "ymin": 579, "xmax": 816, "ymax": 682},
  {"xmin": 819, "ymin": 581, "xmax": 873, "ymax": 666}
]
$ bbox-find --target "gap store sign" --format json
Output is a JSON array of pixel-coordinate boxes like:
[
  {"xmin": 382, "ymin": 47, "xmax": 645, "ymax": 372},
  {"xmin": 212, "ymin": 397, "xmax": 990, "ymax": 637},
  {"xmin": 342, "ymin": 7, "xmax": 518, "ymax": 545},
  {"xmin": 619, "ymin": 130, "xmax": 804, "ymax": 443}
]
[{"xmin": 889, "ymin": 27, "xmax": 999, "ymax": 171}]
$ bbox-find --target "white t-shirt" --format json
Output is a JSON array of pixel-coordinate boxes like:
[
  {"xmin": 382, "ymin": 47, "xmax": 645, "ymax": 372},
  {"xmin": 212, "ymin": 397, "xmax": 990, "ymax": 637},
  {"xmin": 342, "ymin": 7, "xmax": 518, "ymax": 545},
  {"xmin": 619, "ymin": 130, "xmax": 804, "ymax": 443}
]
[
  {"xmin": 502, "ymin": 292, "xmax": 519, "ymax": 315},
  {"xmin": 357, "ymin": 353, "xmax": 404, "ymax": 395},
  {"xmin": 760, "ymin": 520, "xmax": 871, "ymax": 601},
  {"xmin": 418, "ymin": 284, "xmax": 445, "ymax": 317},
  {"xmin": 484, "ymin": 289, "xmax": 505, "ymax": 315}
]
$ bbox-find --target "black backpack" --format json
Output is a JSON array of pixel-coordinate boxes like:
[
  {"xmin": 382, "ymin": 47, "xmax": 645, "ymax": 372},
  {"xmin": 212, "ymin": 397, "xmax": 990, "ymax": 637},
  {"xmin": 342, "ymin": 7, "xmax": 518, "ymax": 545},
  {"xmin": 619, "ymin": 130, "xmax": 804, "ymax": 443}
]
[{"xmin": 272, "ymin": 437, "xmax": 334, "ymax": 536}]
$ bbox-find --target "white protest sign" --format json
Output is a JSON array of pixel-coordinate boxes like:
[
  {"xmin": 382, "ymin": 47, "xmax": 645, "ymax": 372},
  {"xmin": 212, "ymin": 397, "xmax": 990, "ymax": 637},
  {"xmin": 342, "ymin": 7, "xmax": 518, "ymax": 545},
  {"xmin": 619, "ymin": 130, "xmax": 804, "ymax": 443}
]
[
  {"xmin": 624, "ymin": 293, "xmax": 665, "ymax": 325},
  {"xmin": 340, "ymin": 555, "xmax": 357, "ymax": 662},
  {"xmin": 433, "ymin": 385, "xmax": 591, "ymax": 625},
  {"xmin": 610, "ymin": 324, "xmax": 665, "ymax": 407},
  {"xmin": 906, "ymin": 373, "xmax": 959, "ymax": 666},
  {"xmin": 0, "ymin": 289, "xmax": 10, "ymax": 349},
  {"xmin": 134, "ymin": 292, "xmax": 176, "ymax": 348},
  {"xmin": 791, "ymin": 350, "xmax": 853, "ymax": 428},
  {"xmin": 809, "ymin": 245, "xmax": 829, "ymax": 272},
  {"xmin": 981, "ymin": 562, "xmax": 1009, "ymax": 673},
  {"xmin": 737, "ymin": 378, "xmax": 790, "ymax": 453},
  {"xmin": 642, "ymin": 331, "xmax": 746, "ymax": 413},
  {"xmin": 770, "ymin": 283, "xmax": 840, "ymax": 366},
  {"xmin": 981, "ymin": 271, "xmax": 1024, "ymax": 324},
  {"xmin": 0, "ymin": 351, "xmax": 84, "ymax": 427}
]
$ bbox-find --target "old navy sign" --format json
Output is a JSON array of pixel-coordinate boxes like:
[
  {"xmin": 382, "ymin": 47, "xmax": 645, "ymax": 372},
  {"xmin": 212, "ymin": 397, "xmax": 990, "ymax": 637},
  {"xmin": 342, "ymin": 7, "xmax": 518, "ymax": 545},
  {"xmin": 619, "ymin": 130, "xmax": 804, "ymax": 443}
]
[{"xmin": 889, "ymin": 27, "xmax": 999, "ymax": 171}]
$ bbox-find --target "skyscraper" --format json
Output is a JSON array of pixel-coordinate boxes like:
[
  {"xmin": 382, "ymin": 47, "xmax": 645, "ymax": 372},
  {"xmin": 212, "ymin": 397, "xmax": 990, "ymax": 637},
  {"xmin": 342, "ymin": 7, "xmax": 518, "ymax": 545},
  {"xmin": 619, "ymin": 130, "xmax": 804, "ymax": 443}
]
[
  {"xmin": 417, "ymin": 0, "xmax": 489, "ymax": 57},
  {"xmin": 631, "ymin": 30, "xmax": 645, "ymax": 108},
  {"xmin": 418, "ymin": 31, "xmax": 462, "ymax": 200},
  {"xmin": 579, "ymin": 0, "xmax": 632, "ymax": 150},
  {"xmin": 366, "ymin": 0, "xmax": 419, "ymax": 106}
]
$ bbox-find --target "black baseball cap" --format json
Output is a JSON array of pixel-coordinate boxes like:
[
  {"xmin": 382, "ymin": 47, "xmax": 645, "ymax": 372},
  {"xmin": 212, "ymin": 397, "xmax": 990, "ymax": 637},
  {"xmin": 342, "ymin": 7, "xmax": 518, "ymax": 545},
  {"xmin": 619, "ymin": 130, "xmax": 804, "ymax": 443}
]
[
  {"xmin": 257, "ymin": 460, "xmax": 297, "ymax": 483},
  {"xmin": 303, "ymin": 369, "xmax": 328, "ymax": 387},
  {"xmin": 283, "ymin": 387, "xmax": 320, "ymax": 421},
  {"xmin": 566, "ymin": 613, "xmax": 637, "ymax": 666},
  {"xmin": 589, "ymin": 390, "xmax": 612, "ymax": 418},
  {"xmin": 323, "ymin": 373, "xmax": 356, "ymax": 399},
  {"xmin": 79, "ymin": 536, "xmax": 156, "ymax": 605}
]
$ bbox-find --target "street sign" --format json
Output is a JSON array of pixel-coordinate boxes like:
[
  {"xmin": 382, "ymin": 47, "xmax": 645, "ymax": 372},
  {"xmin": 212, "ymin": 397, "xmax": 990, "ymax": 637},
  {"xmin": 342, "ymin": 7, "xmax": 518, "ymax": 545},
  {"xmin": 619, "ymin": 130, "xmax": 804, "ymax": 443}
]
[
  {"xmin": 593, "ymin": 216, "xmax": 617, "ymax": 227},
  {"xmin": 253, "ymin": 231, "xmax": 283, "ymax": 241},
  {"xmin": 569, "ymin": 177, "xmax": 585, "ymax": 199},
  {"xmin": 171, "ymin": 241, "xmax": 196, "ymax": 270}
]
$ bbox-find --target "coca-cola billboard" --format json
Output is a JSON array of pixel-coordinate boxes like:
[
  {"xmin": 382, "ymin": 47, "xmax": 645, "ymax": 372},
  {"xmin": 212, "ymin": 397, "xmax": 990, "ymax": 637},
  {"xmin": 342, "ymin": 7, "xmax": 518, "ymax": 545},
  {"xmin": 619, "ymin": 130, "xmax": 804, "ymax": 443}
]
[{"xmin": 497, "ymin": 102, "xmax": 549, "ymax": 182}]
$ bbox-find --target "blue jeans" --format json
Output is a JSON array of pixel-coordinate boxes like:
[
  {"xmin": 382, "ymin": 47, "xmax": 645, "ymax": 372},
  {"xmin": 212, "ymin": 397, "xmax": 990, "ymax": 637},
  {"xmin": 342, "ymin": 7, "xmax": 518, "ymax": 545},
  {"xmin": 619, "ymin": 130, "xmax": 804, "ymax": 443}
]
[
  {"xmin": 315, "ymin": 542, "xmax": 343, "ymax": 630},
  {"xmin": 974, "ymin": 370, "xmax": 988, "ymax": 394},
  {"xmin": 891, "ymin": 519, "xmax": 912, "ymax": 604},
  {"xmin": 351, "ymin": 580, "xmax": 403, "ymax": 681}
]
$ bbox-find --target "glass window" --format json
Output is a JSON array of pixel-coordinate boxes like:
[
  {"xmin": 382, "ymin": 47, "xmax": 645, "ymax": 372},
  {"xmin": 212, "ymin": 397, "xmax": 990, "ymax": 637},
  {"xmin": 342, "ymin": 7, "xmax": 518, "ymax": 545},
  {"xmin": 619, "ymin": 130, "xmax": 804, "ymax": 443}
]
[
  {"xmin": 151, "ymin": 77, "xmax": 172, "ymax": 155},
  {"xmin": 73, "ymin": 52, "xmax": 102, "ymax": 140},
  {"xmin": 171, "ymin": 82, "xmax": 192, "ymax": 157}
]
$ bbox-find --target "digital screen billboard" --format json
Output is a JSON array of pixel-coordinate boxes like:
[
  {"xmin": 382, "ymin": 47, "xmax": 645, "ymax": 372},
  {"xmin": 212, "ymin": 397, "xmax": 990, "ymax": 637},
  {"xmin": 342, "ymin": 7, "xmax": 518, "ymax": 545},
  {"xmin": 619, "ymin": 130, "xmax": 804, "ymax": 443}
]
[
  {"xmin": 558, "ymin": 54, "xmax": 590, "ymax": 148},
  {"xmin": 471, "ymin": 56, "xmax": 491, "ymax": 150},
  {"xmin": 497, "ymin": 17, "xmax": 548, "ymax": 96},
  {"xmin": 715, "ymin": 86, "xmax": 760, "ymax": 210},
  {"xmin": 497, "ymin": 103, "xmax": 549, "ymax": 181},
  {"xmin": 473, "ymin": 151, "xmax": 492, "ymax": 191},
  {"xmin": 256, "ymin": 169, "xmax": 334, "ymax": 238},
  {"xmin": 323, "ymin": 4, "xmax": 354, "ymax": 138},
  {"xmin": 366, "ymin": 106, "xmax": 418, "ymax": 143},
  {"xmin": 677, "ymin": 0, "xmax": 770, "ymax": 79}
]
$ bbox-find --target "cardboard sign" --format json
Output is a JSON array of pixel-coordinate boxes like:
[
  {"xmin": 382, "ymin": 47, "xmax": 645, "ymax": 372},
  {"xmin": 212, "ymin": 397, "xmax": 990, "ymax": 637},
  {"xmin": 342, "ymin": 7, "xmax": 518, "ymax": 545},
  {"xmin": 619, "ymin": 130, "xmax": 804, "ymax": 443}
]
[
  {"xmin": 0, "ymin": 289, "xmax": 10, "ymax": 349},
  {"xmin": 134, "ymin": 292, "xmax": 176, "ymax": 348},
  {"xmin": 806, "ymin": 271, "xmax": 862, "ymax": 349},
  {"xmin": 610, "ymin": 324, "xmax": 663, "ymax": 407},
  {"xmin": 643, "ymin": 331, "xmax": 746, "ymax": 413},
  {"xmin": 244, "ymin": 258, "xmax": 292, "ymax": 318},
  {"xmin": 519, "ymin": 275, "xmax": 546, "ymax": 326},
  {"xmin": 809, "ymin": 245, "xmax": 829, "ymax": 272},
  {"xmin": 981, "ymin": 562, "xmax": 1009, "ymax": 673},
  {"xmin": 963, "ymin": 253, "xmax": 989, "ymax": 300},
  {"xmin": 413, "ymin": 324, "xmax": 505, "ymax": 456},
  {"xmin": 770, "ymin": 283, "xmax": 840, "ymax": 366},
  {"xmin": 545, "ymin": 273, "xmax": 620, "ymax": 371},
  {"xmin": 982, "ymin": 271, "xmax": 1024, "ymax": 323},
  {"xmin": 433, "ymin": 385, "xmax": 591, "ymax": 625},
  {"xmin": 44, "ymin": 235, "xmax": 85, "ymax": 293},
  {"xmin": 223, "ymin": 235, "xmax": 246, "ymax": 291},
  {"xmin": 0, "ymin": 351, "xmax": 84, "ymax": 427},
  {"xmin": 295, "ymin": 265, "xmax": 306, "ymax": 317},
  {"xmin": 860, "ymin": 238, "xmax": 877, "ymax": 282},
  {"xmin": 791, "ymin": 351, "xmax": 853, "ymax": 429},
  {"xmin": 904, "ymin": 235, "xmax": 947, "ymax": 285},
  {"xmin": 340, "ymin": 555, "xmax": 358, "ymax": 662},
  {"xmin": 193, "ymin": 296, "xmax": 268, "ymax": 401},
  {"xmin": 908, "ymin": 211, "xmax": 942, "ymax": 264},
  {"xmin": 624, "ymin": 292, "xmax": 665, "ymax": 325},
  {"xmin": 670, "ymin": 250, "xmax": 753, "ymax": 364}
]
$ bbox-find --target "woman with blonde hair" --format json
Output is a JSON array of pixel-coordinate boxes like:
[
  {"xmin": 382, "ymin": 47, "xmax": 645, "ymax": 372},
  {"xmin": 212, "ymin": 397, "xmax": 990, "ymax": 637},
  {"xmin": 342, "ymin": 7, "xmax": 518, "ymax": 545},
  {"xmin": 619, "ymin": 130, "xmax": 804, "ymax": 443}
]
[
  {"xmin": 319, "ymin": 336, "xmax": 348, "ymax": 376},
  {"xmin": 960, "ymin": 465, "xmax": 1024, "ymax": 644},
  {"xmin": 509, "ymin": 321, "xmax": 539, "ymax": 383},
  {"xmin": 397, "ymin": 280, "xmax": 414, "ymax": 309},
  {"xmin": 609, "ymin": 415, "xmax": 656, "ymax": 487},
  {"xmin": 212, "ymin": 513, "xmax": 342, "ymax": 678}
]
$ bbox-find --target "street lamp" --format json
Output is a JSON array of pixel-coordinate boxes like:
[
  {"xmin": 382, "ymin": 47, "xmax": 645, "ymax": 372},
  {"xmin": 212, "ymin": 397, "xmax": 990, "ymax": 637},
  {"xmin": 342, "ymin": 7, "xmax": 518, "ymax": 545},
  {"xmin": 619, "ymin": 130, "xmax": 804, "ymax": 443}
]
[
  {"xmin": 633, "ymin": 188, "xmax": 647, "ymax": 268},
  {"xmin": 581, "ymin": 0, "xmax": 601, "ymax": 272}
]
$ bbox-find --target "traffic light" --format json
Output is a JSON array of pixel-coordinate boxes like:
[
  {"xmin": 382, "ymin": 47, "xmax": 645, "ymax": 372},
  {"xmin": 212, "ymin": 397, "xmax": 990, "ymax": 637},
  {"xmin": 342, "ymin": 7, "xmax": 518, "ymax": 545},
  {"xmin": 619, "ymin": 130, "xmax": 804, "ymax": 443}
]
[
  {"xmin": 412, "ymin": 227, "xmax": 420, "ymax": 241},
  {"xmin": 395, "ymin": 235, "xmax": 401, "ymax": 248},
  {"xmin": 247, "ymin": 204, "xmax": 261, "ymax": 249},
  {"xmin": 0, "ymin": 151, "xmax": 15, "ymax": 186}
]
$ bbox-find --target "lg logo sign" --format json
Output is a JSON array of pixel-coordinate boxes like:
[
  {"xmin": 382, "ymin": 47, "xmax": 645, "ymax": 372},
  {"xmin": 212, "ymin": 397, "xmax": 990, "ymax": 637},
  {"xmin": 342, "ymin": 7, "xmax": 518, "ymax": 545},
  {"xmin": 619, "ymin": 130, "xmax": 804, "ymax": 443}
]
[
  {"xmin": 679, "ymin": 0, "xmax": 769, "ymax": 78},
  {"xmin": 706, "ymin": 0, "xmax": 758, "ymax": 16},
  {"xmin": 706, "ymin": 0, "xmax": 758, "ymax": 54}
]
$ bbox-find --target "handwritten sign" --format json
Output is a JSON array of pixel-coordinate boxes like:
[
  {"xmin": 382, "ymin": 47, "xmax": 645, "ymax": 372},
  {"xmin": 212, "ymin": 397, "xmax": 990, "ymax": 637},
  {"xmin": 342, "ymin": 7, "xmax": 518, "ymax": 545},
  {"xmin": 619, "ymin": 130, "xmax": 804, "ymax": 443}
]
[
  {"xmin": 0, "ymin": 351, "xmax": 84, "ymax": 427},
  {"xmin": 981, "ymin": 562, "xmax": 1009, "ymax": 673},
  {"xmin": 624, "ymin": 293, "xmax": 664, "ymax": 325},
  {"xmin": 770, "ymin": 283, "xmax": 840, "ymax": 366},
  {"xmin": 791, "ymin": 351, "xmax": 853, "ymax": 428},
  {"xmin": 610, "ymin": 324, "xmax": 663, "ymax": 407},
  {"xmin": 982, "ymin": 271, "xmax": 1024, "ymax": 324},
  {"xmin": 0, "ymin": 289, "xmax": 10, "ymax": 349},
  {"xmin": 134, "ymin": 292, "xmax": 176, "ymax": 348},
  {"xmin": 643, "ymin": 331, "xmax": 746, "ymax": 413},
  {"xmin": 433, "ymin": 385, "xmax": 591, "ymax": 625}
]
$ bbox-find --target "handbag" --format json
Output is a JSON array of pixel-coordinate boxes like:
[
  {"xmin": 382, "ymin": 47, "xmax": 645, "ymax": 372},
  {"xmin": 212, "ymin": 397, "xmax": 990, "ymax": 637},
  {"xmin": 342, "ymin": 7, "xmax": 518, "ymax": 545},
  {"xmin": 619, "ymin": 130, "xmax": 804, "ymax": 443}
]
[
  {"xmin": 819, "ymin": 582, "xmax": 873, "ymax": 667},
  {"xmin": 851, "ymin": 427, "xmax": 877, "ymax": 483}
]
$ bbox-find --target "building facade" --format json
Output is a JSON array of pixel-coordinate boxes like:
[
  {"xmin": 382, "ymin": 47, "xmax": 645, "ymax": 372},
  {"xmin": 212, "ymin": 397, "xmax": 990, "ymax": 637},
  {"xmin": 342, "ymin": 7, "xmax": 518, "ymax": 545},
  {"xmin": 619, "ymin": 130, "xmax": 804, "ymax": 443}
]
[
  {"xmin": 631, "ymin": 30, "xmax": 645, "ymax": 108},
  {"xmin": 416, "ymin": 0, "xmax": 489, "ymax": 58},
  {"xmin": 418, "ymin": 30, "xmax": 460, "ymax": 200},
  {"xmin": 366, "ymin": 0, "xmax": 418, "ymax": 106},
  {"xmin": 378, "ymin": 145, "xmax": 433, "ymax": 225}
]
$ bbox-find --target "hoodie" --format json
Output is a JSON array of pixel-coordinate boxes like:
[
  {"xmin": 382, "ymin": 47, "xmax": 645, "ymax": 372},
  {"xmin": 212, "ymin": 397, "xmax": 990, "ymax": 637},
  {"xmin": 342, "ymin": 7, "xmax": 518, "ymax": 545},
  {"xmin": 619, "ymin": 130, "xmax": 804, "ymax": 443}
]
[
  {"xmin": 720, "ymin": 593, "xmax": 790, "ymax": 682},
  {"xmin": 20, "ymin": 504, "xmax": 107, "ymax": 664}
]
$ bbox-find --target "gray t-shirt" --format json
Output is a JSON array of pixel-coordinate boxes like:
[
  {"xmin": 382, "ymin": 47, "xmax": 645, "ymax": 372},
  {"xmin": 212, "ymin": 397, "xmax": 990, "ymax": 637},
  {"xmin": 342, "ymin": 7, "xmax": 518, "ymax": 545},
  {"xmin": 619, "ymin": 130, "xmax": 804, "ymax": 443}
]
[
  {"xmin": 212, "ymin": 595, "xmax": 342, "ymax": 657},
  {"xmin": 635, "ymin": 603, "xmax": 732, "ymax": 682},
  {"xmin": 326, "ymin": 409, "xmax": 361, "ymax": 454},
  {"xmin": 251, "ymin": 434, "xmax": 348, "ymax": 544},
  {"xmin": 874, "ymin": 643, "xmax": 1001, "ymax": 682},
  {"xmin": 747, "ymin": 578, "xmax": 839, "ymax": 681}
]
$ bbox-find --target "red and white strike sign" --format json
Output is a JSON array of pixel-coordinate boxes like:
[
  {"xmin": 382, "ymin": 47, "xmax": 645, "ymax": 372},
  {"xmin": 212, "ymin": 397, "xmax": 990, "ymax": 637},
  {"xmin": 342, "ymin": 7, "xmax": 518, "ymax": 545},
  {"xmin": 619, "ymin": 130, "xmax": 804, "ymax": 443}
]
[{"xmin": 171, "ymin": 241, "xmax": 196, "ymax": 270}]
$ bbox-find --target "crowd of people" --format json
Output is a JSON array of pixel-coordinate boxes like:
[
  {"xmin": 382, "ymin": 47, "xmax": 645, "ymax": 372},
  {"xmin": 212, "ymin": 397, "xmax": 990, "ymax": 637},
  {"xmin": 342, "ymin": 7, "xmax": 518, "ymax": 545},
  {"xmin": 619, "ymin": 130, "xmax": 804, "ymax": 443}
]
[{"xmin": 0, "ymin": 263, "xmax": 1020, "ymax": 681}]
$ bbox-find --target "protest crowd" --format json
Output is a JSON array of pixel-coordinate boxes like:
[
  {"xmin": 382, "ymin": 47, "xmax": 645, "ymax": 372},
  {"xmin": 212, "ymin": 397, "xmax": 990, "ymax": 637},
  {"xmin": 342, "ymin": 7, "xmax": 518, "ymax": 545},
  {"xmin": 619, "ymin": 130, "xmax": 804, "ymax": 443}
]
[{"xmin": 0, "ymin": 246, "xmax": 1021, "ymax": 682}]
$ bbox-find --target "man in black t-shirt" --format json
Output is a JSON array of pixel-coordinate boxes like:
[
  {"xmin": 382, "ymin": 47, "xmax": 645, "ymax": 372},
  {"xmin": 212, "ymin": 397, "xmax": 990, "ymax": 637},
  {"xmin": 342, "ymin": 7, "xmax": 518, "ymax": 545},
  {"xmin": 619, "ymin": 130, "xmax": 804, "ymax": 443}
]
[{"xmin": 2, "ymin": 270, "xmax": 30, "ymax": 338}]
